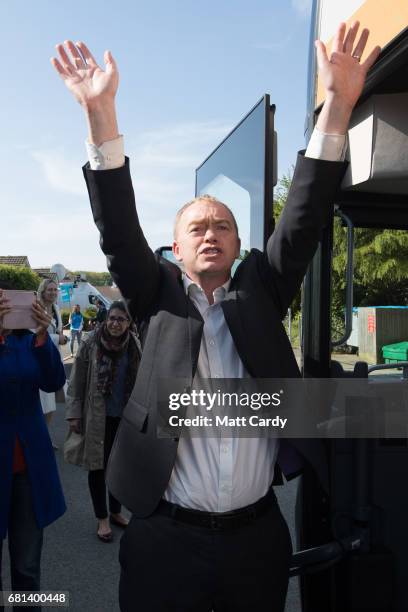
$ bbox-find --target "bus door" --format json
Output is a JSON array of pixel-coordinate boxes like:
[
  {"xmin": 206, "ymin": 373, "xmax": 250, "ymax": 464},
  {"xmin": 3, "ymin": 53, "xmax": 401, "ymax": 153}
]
[
  {"xmin": 157, "ymin": 95, "xmax": 276, "ymax": 275},
  {"xmin": 195, "ymin": 94, "xmax": 276, "ymax": 256},
  {"xmin": 302, "ymin": 4, "xmax": 408, "ymax": 610}
]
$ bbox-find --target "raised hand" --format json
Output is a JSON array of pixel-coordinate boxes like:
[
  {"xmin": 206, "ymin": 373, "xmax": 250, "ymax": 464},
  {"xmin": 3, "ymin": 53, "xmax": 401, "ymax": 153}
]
[
  {"xmin": 315, "ymin": 22, "xmax": 381, "ymax": 134},
  {"xmin": 51, "ymin": 41, "xmax": 119, "ymax": 145},
  {"xmin": 51, "ymin": 41, "xmax": 118, "ymax": 109}
]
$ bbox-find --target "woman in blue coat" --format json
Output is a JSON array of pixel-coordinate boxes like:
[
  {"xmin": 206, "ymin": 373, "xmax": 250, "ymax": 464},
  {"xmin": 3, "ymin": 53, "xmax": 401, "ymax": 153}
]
[{"xmin": 0, "ymin": 282, "xmax": 66, "ymax": 605}]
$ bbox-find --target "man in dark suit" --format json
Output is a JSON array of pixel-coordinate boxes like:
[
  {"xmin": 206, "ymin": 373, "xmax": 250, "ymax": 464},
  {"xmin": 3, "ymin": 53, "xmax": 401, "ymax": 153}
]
[{"xmin": 52, "ymin": 22, "xmax": 380, "ymax": 612}]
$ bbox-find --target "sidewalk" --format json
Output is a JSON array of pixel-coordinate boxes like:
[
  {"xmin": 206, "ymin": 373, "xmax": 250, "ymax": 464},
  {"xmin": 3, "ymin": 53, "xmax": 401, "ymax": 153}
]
[
  {"xmin": 61, "ymin": 331, "xmax": 90, "ymax": 365},
  {"xmin": 291, "ymin": 347, "xmax": 360, "ymax": 372}
]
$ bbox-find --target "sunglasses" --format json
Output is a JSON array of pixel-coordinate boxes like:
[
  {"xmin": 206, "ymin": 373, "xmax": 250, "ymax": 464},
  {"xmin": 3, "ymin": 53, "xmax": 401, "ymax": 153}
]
[{"xmin": 108, "ymin": 315, "xmax": 129, "ymax": 324}]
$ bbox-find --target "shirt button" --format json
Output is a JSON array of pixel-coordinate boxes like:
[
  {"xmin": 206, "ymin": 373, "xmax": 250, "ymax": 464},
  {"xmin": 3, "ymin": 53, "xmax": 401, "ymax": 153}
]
[
  {"xmin": 209, "ymin": 339, "xmax": 215, "ymax": 346},
  {"xmin": 221, "ymin": 445, "xmax": 229, "ymax": 453}
]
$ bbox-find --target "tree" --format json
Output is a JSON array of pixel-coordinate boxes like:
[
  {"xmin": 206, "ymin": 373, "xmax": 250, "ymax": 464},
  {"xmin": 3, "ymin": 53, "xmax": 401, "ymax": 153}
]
[
  {"xmin": 273, "ymin": 170, "xmax": 293, "ymax": 221},
  {"xmin": 274, "ymin": 174, "xmax": 408, "ymax": 342},
  {"xmin": 72, "ymin": 271, "xmax": 113, "ymax": 286},
  {"xmin": 0, "ymin": 265, "xmax": 40, "ymax": 290},
  {"xmin": 273, "ymin": 169, "xmax": 301, "ymax": 316}
]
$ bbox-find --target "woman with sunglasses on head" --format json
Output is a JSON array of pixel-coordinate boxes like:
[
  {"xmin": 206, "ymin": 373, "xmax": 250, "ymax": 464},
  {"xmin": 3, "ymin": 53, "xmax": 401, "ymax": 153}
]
[
  {"xmin": 0, "ymin": 282, "xmax": 66, "ymax": 605},
  {"xmin": 65, "ymin": 301, "xmax": 140, "ymax": 542}
]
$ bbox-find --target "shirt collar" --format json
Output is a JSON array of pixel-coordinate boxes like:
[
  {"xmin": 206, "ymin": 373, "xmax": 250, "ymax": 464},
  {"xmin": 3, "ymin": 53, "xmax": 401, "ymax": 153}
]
[{"xmin": 183, "ymin": 274, "xmax": 231, "ymax": 303}]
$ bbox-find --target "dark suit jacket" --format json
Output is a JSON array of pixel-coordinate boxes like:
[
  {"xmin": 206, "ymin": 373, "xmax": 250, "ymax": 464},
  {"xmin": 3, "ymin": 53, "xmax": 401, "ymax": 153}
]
[{"xmin": 83, "ymin": 152, "xmax": 347, "ymax": 515}]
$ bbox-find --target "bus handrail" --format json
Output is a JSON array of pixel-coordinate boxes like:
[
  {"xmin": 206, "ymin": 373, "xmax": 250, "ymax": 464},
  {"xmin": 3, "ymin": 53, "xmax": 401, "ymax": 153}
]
[
  {"xmin": 331, "ymin": 208, "xmax": 354, "ymax": 348},
  {"xmin": 368, "ymin": 362, "xmax": 408, "ymax": 378},
  {"xmin": 289, "ymin": 535, "xmax": 362, "ymax": 577}
]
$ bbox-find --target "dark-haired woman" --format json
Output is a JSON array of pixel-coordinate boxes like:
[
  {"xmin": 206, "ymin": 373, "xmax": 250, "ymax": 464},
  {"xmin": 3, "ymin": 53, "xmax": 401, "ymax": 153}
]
[
  {"xmin": 0, "ymin": 285, "xmax": 66, "ymax": 606},
  {"xmin": 65, "ymin": 301, "xmax": 140, "ymax": 542}
]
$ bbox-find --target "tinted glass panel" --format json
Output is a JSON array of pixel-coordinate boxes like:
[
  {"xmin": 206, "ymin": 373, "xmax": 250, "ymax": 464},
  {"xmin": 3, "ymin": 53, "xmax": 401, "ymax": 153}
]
[{"xmin": 196, "ymin": 96, "xmax": 274, "ymax": 252}]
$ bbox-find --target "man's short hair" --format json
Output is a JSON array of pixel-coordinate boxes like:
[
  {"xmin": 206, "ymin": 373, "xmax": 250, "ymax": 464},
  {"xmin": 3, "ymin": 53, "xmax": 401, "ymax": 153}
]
[{"xmin": 173, "ymin": 194, "xmax": 239, "ymax": 239}]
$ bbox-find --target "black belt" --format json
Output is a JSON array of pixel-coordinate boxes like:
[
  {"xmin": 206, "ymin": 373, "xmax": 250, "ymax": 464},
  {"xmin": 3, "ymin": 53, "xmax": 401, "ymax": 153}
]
[{"xmin": 156, "ymin": 488, "xmax": 277, "ymax": 530}]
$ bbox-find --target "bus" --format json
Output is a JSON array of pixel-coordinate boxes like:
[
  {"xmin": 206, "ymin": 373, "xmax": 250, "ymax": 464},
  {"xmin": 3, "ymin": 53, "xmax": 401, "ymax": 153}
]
[{"xmin": 296, "ymin": 3, "xmax": 408, "ymax": 611}]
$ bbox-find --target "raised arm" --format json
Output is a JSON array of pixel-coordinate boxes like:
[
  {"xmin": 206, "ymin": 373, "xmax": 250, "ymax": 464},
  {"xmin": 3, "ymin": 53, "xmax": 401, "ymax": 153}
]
[
  {"xmin": 263, "ymin": 22, "xmax": 381, "ymax": 316},
  {"xmin": 51, "ymin": 40, "xmax": 119, "ymax": 146},
  {"xmin": 51, "ymin": 42, "xmax": 160, "ymax": 320}
]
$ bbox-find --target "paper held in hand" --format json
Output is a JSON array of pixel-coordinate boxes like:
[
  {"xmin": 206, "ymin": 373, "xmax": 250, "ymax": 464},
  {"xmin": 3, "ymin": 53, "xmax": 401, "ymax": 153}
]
[{"xmin": 2, "ymin": 290, "xmax": 37, "ymax": 330}]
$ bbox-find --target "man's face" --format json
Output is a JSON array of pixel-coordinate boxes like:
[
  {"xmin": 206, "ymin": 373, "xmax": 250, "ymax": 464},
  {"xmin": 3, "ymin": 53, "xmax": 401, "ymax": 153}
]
[{"xmin": 172, "ymin": 200, "xmax": 240, "ymax": 282}]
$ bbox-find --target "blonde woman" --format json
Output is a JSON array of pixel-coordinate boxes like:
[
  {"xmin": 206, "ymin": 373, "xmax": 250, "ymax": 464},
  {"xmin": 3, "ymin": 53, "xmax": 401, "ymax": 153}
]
[{"xmin": 37, "ymin": 278, "xmax": 67, "ymax": 448}]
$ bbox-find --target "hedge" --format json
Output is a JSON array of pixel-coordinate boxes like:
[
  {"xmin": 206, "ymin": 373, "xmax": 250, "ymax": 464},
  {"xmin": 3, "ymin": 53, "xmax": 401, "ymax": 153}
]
[{"xmin": 0, "ymin": 265, "xmax": 41, "ymax": 290}]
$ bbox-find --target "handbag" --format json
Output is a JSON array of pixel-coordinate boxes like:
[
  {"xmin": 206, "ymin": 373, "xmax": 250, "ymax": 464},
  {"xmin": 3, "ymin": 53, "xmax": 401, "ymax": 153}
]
[{"xmin": 64, "ymin": 428, "xmax": 85, "ymax": 467}]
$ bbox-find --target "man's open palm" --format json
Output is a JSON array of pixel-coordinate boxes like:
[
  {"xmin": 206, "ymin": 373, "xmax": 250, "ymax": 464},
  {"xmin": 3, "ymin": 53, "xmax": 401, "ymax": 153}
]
[
  {"xmin": 51, "ymin": 41, "xmax": 118, "ymax": 108},
  {"xmin": 316, "ymin": 22, "xmax": 381, "ymax": 110}
]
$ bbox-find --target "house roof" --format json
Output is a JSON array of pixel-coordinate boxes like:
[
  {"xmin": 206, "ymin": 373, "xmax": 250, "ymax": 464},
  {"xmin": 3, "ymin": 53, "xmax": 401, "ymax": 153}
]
[
  {"xmin": 98, "ymin": 286, "xmax": 122, "ymax": 302},
  {"xmin": 33, "ymin": 269, "xmax": 59, "ymax": 284},
  {"xmin": 0, "ymin": 255, "xmax": 31, "ymax": 268}
]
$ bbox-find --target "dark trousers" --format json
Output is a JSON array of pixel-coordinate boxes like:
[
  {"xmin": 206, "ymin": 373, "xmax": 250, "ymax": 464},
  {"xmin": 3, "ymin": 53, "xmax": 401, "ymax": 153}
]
[
  {"xmin": 0, "ymin": 472, "xmax": 43, "ymax": 612},
  {"xmin": 119, "ymin": 496, "xmax": 292, "ymax": 612},
  {"xmin": 88, "ymin": 416, "xmax": 121, "ymax": 519}
]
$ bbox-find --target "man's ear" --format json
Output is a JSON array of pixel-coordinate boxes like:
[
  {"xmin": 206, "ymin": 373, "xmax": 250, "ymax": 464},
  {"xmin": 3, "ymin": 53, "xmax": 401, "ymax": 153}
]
[
  {"xmin": 235, "ymin": 237, "xmax": 241, "ymax": 259},
  {"xmin": 173, "ymin": 241, "xmax": 183, "ymax": 262}
]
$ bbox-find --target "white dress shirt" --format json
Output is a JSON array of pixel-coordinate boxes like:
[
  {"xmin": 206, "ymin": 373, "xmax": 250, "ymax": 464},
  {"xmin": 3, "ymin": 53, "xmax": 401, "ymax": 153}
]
[
  {"xmin": 161, "ymin": 276, "xmax": 280, "ymax": 511},
  {"xmin": 86, "ymin": 127, "xmax": 346, "ymax": 511}
]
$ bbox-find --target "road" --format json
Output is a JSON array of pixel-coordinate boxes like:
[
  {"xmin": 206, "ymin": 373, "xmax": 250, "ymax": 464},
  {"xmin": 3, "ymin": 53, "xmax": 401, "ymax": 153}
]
[{"xmin": 2, "ymin": 359, "xmax": 303, "ymax": 611}]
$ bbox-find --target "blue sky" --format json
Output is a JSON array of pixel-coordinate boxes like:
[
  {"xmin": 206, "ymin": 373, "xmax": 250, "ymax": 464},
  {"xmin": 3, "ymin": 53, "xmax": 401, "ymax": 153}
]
[{"xmin": 1, "ymin": 0, "xmax": 313, "ymax": 271}]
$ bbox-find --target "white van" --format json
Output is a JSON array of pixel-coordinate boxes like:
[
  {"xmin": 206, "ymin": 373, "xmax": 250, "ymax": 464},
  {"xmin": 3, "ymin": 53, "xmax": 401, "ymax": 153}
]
[{"xmin": 57, "ymin": 281, "xmax": 111, "ymax": 312}]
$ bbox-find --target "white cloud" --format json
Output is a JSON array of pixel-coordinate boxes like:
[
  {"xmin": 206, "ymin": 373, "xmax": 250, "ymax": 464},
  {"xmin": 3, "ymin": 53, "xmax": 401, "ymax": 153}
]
[
  {"xmin": 133, "ymin": 122, "xmax": 230, "ymax": 169},
  {"xmin": 253, "ymin": 34, "xmax": 294, "ymax": 51},
  {"xmin": 291, "ymin": 0, "xmax": 312, "ymax": 18},
  {"xmin": 6, "ymin": 120, "xmax": 232, "ymax": 268},
  {"xmin": 31, "ymin": 149, "xmax": 86, "ymax": 196},
  {"xmin": 127, "ymin": 120, "xmax": 232, "ymax": 248},
  {"xmin": 1, "ymin": 210, "xmax": 107, "ymax": 271}
]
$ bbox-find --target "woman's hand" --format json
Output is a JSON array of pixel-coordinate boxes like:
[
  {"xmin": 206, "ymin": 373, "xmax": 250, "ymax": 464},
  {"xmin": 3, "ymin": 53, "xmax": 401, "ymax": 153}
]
[
  {"xmin": 32, "ymin": 301, "xmax": 53, "ymax": 338},
  {"xmin": 68, "ymin": 419, "xmax": 82, "ymax": 434},
  {"xmin": 0, "ymin": 289, "xmax": 11, "ymax": 335},
  {"xmin": 59, "ymin": 332, "xmax": 68, "ymax": 345}
]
